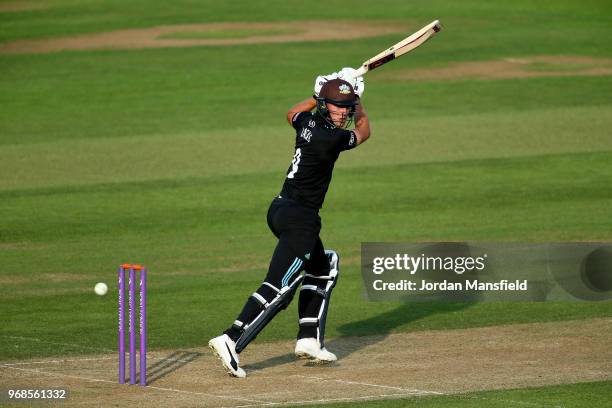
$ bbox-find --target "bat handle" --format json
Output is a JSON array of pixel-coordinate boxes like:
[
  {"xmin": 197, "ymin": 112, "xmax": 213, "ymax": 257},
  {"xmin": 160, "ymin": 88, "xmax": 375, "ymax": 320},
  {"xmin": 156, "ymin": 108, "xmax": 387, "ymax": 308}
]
[{"xmin": 351, "ymin": 66, "xmax": 368, "ymax": 78}]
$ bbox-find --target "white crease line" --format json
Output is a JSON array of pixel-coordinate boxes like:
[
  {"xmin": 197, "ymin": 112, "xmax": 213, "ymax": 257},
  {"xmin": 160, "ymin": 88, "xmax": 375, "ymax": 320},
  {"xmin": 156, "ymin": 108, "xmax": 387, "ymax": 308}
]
[
  {"xmin": 2, "ymin": 335, "xmax": 113, "ymax": 353},
  {"xmin": 504, "ymin": 58, "xmax": 530, "ymax": 64},
  {"xmin": 292, "ymin": 374, "xmax": 442, "ymax": 394},
  {"xmin": 1, "ymin": 364, "xmax": 118, "ymax": 385},
  {"xmin": 146, "ymin": 385, "xmax": 269, "ymax": 404},
  {"xmin": 1, "ymin": 352, "xmax": 203, "ymax": 367},
  {"xmin": 223, "ymin": 390, "xmax": 559, "ymax": 408},
  {"xmin": 223, "ymin": 391, "xmax": 436, "ymax": 408},
  {"xmin": 0, "ymin": 365, "xmax": 271, "ymax": 405},
  {"xmin": 1, "ymin": 357, "xmax": 115, "ymax": 366}
]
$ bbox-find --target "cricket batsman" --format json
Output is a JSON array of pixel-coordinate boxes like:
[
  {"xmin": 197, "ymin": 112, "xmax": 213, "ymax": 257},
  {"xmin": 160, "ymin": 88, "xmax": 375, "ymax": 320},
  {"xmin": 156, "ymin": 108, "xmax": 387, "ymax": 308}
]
[{"xmin": 209, "ymin": 68, "xmax": 371, "ymax": 378}]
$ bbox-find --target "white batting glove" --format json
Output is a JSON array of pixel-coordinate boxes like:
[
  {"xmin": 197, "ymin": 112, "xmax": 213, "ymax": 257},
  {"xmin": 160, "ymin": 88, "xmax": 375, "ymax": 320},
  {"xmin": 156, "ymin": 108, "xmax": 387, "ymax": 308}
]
[
  {"xmin": 338, "ymin": 67, "xmax": 365, "ymax": 97},
  {"xmin": 313, "ymin": 72, "xmax": 338, "ymax": 97}
]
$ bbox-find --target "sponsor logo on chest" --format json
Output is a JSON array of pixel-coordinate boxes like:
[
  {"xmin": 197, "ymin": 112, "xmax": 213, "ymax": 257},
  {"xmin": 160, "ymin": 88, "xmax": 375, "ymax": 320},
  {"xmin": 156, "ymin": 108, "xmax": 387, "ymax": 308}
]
[{"xmin": 300, "ymin": 128, "xmax": 312, "ymax": 142}]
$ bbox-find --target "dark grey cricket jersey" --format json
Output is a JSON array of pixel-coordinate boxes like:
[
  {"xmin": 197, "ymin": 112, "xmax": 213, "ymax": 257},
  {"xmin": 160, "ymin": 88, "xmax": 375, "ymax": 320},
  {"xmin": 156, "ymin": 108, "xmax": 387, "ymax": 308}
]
[{"xmin": 280, "ymin": 111, "xmax": 357, "ymax": 209}]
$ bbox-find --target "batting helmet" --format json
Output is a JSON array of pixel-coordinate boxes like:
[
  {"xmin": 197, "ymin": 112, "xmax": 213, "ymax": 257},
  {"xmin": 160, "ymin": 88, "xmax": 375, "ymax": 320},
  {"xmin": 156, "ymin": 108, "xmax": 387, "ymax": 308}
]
[{"xmin": 315, "ymin": 78, "xmax": 358, "ymax": 128}]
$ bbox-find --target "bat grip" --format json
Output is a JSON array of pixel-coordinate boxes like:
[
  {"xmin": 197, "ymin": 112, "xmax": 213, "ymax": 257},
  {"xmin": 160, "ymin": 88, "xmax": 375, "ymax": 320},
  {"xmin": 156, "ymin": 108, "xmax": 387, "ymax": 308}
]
[{"xmin": 352, "ymin": 66, "xmax": 368, "ymax": 78}]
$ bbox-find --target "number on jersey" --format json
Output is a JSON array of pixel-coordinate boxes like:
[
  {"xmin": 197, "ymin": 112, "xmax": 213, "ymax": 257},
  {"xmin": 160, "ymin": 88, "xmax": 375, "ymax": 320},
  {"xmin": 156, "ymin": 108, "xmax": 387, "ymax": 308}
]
[{"xmin": 287, "ymin": 148, "xmax": 302, "ymax": 179}]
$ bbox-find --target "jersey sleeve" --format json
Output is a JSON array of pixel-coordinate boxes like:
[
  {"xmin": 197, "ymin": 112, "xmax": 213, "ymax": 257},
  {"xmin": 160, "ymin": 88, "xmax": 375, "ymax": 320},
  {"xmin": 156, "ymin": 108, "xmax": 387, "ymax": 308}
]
[
  {"xmin": 291, "ymin": 111, "xmax": 313, "ymax": 130},
  {"xmin": 338, "ymin": 129, "xmax": 358, "ymax": 151}
]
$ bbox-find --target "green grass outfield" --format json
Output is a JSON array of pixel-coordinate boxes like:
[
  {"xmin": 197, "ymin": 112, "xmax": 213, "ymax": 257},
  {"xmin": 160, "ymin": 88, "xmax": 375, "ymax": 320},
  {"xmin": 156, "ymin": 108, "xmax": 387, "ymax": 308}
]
[
  {"xmin": 1, "ymin": 0, "xmax": 611, "ymax": 406},
  {"xmin": 295, "ymin": 381, "xmax": 612, "ymax": 408}
]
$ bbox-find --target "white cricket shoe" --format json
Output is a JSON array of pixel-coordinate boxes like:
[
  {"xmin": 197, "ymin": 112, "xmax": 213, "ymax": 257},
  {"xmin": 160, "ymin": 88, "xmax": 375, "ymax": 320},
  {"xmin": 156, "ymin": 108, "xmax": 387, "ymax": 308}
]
[
  {"xmin": 325, "ymin": 250, "xmax": 339, "ymax": 274},
  {"xmin": 208, "ymin": 334, "xmax": 246, "ymax": 378},
  {"xmin": 295, "ymin": 338, "xmax": 337, "ymax": 363},
  {"xmin": 314, "ymin": 347, "xmax": 337, "ymax": 363}
]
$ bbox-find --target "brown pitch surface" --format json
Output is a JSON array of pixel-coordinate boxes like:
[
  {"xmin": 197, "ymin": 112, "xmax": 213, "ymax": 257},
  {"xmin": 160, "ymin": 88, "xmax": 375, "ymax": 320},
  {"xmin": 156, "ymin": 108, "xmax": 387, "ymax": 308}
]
[{"xmin": 2, "ymin": 318, "xmax": 610, "ymax": 407}]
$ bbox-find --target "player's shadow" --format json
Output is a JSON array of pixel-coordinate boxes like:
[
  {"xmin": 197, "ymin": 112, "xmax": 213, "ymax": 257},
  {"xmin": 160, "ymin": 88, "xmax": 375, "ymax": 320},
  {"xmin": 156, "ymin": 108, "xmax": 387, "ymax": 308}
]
[
  {"xmin": 244, "ymin": 301, "xmax": 472, "ymax": 370},
  {"xmin": 243, "ymin": 352, "xmax": 297, "ymax": 371},
  {"xmin": 145, "ymin": 350, "xmax": 202, "ymax": 384},
  {"xmin": 327, "ymin": 301, "xmax": 473, "ymax": 360}
]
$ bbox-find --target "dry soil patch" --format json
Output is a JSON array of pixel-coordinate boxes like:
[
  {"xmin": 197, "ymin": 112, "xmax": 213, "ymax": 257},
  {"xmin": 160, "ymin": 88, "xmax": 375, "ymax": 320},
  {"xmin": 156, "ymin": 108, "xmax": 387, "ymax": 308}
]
[
  {"xmin": 1, "ymin": 318, "xmax": 610, "ymax": 407},
  {"xmin": 0, "ymin": 1, "xmax": 45, "ymax": 12},
  {"xmin": 0, "ymin": 21, "xmax": 406, "ymax": 54},
  {"xmin": 384, "ymin": 55, "xmax": 612, "ymax": 81}
]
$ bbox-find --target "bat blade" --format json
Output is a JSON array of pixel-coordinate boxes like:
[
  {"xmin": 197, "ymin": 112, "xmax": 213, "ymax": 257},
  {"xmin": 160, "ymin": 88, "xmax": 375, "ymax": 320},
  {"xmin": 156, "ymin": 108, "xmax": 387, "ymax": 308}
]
[{"xmin": 353, "ymin": 20, "xmax": 441, "ymax": 77}]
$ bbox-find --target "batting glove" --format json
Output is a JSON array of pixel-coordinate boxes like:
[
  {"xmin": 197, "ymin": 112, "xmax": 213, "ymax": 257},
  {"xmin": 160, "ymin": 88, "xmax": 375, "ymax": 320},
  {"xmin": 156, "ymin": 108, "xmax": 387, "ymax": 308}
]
[
  {"xmin": 338, "ymin": 67, "xmax": 365, "ymax": 97},
  {"xmin": 314, "ymin": 72, "xmax": 338, "ymax": 97}
]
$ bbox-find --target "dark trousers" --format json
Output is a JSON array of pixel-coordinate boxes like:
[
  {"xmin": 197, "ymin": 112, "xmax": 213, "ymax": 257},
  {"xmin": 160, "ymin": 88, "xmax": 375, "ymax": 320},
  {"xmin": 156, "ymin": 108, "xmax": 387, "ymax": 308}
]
[
  {"xmin": 225, "ymin": 197, "xmax": 331, "ymax": 344},
  {"xmin": 265, "ymin": 196, "xmax": 329, "ymax": 286}
]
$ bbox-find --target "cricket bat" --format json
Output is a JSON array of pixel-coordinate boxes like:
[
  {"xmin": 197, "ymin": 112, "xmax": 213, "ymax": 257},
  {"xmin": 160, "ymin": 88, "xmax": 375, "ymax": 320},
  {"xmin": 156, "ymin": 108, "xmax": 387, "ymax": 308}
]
[{"xmin": 352, "ymin": 20, "xmax": 441, "ymax": 78}]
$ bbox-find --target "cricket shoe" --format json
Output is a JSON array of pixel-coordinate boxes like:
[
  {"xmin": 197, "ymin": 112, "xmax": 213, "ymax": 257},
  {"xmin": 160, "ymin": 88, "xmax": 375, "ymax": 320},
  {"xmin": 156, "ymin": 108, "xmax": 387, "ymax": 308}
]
[
  {"xmin": 208, "ymin": 334, "xmax": 246, "ymax": 378},
  {"xmin": 325, "ymin": 250, "xmax": 339, "ymax": 275},
  {"xmin": 295, "ymin": 338, "xmax": 337, "ymax": 363}
]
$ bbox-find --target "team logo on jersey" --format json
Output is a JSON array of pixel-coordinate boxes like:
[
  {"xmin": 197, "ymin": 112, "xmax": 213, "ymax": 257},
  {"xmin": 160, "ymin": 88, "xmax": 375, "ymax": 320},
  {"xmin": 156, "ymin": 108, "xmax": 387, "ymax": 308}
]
[
  {"xmin": 308, "ymin": 120, "xmax": 316, "ymax": 128},
  {"xmin": 349, "ymin": 132, "xmax": 356, "ymax": 146},
  {"xmin": 339, "ymin": 84, "xmax": 351, "ymax": 94},
  {"xmin": 300, "ymin": 128, "xmax": 312, "ymax": 142}
]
